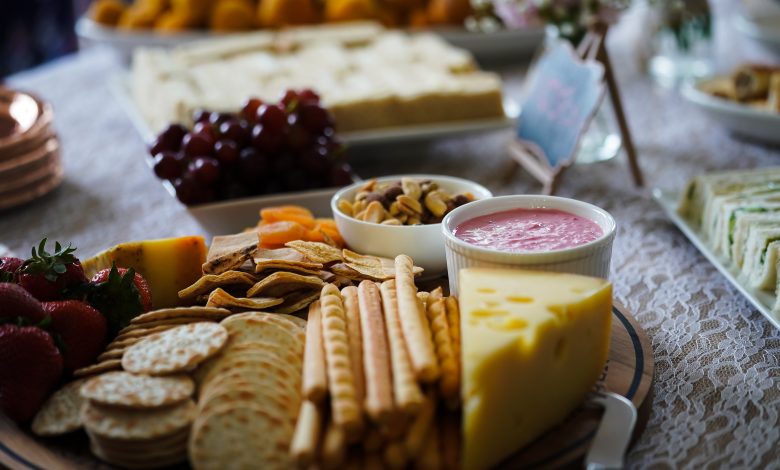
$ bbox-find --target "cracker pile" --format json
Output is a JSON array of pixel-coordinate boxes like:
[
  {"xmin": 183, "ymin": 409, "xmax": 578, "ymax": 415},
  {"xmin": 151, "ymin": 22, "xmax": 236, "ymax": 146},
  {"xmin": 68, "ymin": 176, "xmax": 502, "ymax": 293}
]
[
  {"xmin": 80, "ymin": 372, "xmax": 198, "ymax": 469},
  {"xmin": 72, "ymin": 307, "xmax": 234, "ymax": 378},
  {"xmin": 290, "ymin": 254, "xmax": 462, "ymax": 469},
  {"xmin": 178, "ymin": 233, "xmax": 423, "ymax": 316},
  {"xmin": 189, "ymin": 312, "xmax": 305, "ymax": 470}
]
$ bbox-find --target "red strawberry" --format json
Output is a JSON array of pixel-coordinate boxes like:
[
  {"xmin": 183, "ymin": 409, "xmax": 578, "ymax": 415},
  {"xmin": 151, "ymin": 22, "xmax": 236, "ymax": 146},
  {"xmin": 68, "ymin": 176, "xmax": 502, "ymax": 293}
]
[
  {"xmin": 91, "ymin": 267, "xmax": 153, "ymax": 312},
  {"xmin": 42, "ymin": 301, "xmax": 107, "ymax": 374},
  {"xmin": 0, "ymin": 283, "xmax": 46, "ymax": 324},
  {"xmin": 0, "ymin": 257, "xmax": 23, "ymax": 283},
  {"xmin": 87, "ymin": 265, "xmax": 152, "ymax": 338},
  {"xmin": 0, "ymin": 324, "xmax": 63, "ymax": 423},
  {"xmin": 18, "ymin": 239, "xmax": 87, "ymax": 301}
]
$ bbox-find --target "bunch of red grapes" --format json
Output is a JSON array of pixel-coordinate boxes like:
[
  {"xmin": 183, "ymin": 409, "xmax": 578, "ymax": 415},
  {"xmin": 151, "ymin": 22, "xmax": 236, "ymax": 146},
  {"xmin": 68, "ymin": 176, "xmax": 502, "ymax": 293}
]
[{"xmin": 148, "ymin": 89, "xmax": 353, "ymax": 205}]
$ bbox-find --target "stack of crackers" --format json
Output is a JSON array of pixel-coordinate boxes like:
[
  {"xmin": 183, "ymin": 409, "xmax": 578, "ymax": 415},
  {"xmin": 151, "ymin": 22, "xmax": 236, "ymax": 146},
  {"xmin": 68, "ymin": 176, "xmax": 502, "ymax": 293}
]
[
  {"xmin": 73, "ymin": 307, "xmax": 236, "ymax": 378},
  {"xmin": 177, "ymin": 233, "xmax": 422, "ymax": 316},
  {"xmin": 290, "ymin": 254, "xmax": 462, "ymax": 469},
  {"xmin": 189, "ymin": 312, "xmax": 306, "ymax": 469}
]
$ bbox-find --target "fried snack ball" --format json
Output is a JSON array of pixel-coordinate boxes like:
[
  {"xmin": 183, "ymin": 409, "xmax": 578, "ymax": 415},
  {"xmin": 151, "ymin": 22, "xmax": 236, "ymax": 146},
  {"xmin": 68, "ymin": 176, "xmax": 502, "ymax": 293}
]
[
  {"xmin": 427, "ymin": 0, "xmax": 471, "ymax": 25},
  {"xmin": 156, "ymin": 11, "xmax": 194, "ymax": 32},
  {"xmin": 170, "ymin": 0, "xmax": 215, "ymax": 26},
  {"xmin": 324, "ymin": 0, "xmax": 377, "ymax": 22},
  {"xmin": 117, "ymin": 6, "xmax": 159, "ymax": 29},
  {"xmin": 89, "ymin": 0, "xmax": 127, "ymax": 26},
  {"xmin": 258, "ymin": 0, "xmax": 320, "ymax": 27},
  {"xmin": 210, "ymin": 0, "xmax": 255, "ymax": 31}
]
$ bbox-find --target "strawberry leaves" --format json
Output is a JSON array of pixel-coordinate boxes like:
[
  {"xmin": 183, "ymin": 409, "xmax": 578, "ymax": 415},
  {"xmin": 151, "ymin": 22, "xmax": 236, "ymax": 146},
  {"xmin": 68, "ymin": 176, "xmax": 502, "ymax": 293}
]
[
  {"xmin": 20, "ymin": 239, "xmax": 77, "ymax": 282},
  {"xmin": 85, "ymin": 264, "xmax": 144, "ymax": 338}
]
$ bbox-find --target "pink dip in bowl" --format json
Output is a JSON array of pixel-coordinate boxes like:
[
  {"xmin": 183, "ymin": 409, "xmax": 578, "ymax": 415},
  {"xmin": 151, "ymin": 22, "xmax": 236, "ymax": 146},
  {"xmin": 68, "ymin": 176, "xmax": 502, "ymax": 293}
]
[{"xmin": 452, "ymin": 208, "xmax": 603, "ymax": 253}]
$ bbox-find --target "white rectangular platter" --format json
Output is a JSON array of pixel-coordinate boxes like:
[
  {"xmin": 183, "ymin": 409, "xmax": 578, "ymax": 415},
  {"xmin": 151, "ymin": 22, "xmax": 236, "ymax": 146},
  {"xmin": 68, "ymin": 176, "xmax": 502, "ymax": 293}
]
[
  {"xmin": 109, "ymin": 74, "xmax": 517, "ymax": 151},
  {"xmin": 652, "ymin": 188, "xmax": 780, "ymax": 330}
]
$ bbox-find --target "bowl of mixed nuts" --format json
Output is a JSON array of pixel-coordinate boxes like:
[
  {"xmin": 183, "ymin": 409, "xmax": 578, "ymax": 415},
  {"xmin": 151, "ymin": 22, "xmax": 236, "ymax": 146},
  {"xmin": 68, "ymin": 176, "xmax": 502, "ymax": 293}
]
[{"xmin": 331, "ymin": 175, "xmax": 492, "ymax": 277}]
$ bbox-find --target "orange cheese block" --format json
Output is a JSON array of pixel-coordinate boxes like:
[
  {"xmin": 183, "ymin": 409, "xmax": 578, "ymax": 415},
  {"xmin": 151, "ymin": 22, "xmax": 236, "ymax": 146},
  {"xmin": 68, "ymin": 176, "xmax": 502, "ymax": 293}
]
[{"xmin": 82, "ymin": 236, "xmax": 207, "ymax": 309}]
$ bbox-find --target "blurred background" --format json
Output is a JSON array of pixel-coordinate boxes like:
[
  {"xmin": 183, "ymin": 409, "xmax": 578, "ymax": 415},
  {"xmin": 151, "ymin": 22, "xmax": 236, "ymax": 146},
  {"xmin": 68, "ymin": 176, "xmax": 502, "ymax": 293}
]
[{"xmin": 0, "ymin": 0, "xmax": 90, "ymax": 76}]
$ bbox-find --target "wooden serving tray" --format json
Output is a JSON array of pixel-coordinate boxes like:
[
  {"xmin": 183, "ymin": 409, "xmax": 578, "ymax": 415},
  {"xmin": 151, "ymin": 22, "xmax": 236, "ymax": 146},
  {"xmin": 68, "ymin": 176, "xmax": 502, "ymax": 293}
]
[{"xmin": 0, "ymin": 302, "xmax": 653, "ymax": 470}]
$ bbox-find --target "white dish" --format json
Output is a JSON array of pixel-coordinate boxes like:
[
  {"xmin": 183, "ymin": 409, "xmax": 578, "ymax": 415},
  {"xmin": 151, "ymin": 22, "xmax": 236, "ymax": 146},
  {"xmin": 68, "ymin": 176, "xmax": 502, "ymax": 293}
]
[
  {"xmin": 734, "ymin": 14, "xmax": 780, "ymax": 52},
  {"xmin": 109, "ymin": 73, "xmax": 518, "ymax": 150},
  {"xmin": 186, "ymin": 187, "xmax": 340, "ymax": 237},
  {"xmin": 77, "ymin": 16, "xmax": 543, "ymax": 64},
  {"xmin": 441, "ymin": 195, "xmax": 616, "ymax": 295},
  {"xmin": 652, "ymin": 187, "xmax": 780, "ymax": 330},
  {"xmin": 331, "ymin": 175, "xmax": 493, "ymax": 278},
  {"xmin": 681, "ymin": 78, "xmax": 780, "ymax": 145}
]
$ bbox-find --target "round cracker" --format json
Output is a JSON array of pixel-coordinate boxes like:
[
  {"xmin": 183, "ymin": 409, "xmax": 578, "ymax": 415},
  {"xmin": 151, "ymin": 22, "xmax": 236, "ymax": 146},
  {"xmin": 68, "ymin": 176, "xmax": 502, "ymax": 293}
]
[
  {"xmin": 31, "ymin": 379, "xmax": 86, "ymax": 436},
  {"xmin": 81, "ymin": 399, "xmax": 196, "ymax": 440},
  {"xmin": 114, "ymin": 324, "xmax": 180, "ymax": 341},
  {"xmin": 73, "ymin": 359, "xmax": 122, "ymax": 378},
  {"xmin": 90, "ymin": 441, "xmax": 187, "ymax": 469},
  {"xmin": 122, "ymin": 323, "xmax": 228, "ymax": 375},
  {"xmin": 189, "ymin": 402, "xmax": 294, "ymax": 470},
  {"xmin": 120, "ymin": 317, "xmax": 216, "ymax": 334},
  {"xmin": 197, "ymin": 354, "xmax": 300, "ymax": 393},
  {"xmin": 130, "ymin": 307, "xmax": 232, "ymax": 325},
  {"xmin": 81, "ymin": 372, "xmax": 194, "ymax": 408},
  {"xmin": 221, "ymin": 341, "xmax": 302, "ymax": 373},
  {"xmin": 199, "ymin": 384, "xmax": 297, "ymax": 422},
  {"xmin": 96, "ymin": 349, "xmax": 125, "ymax": 362},
  {"xmin": 220, "ymin": 314, "xmax": 304, "ymax": 353}
]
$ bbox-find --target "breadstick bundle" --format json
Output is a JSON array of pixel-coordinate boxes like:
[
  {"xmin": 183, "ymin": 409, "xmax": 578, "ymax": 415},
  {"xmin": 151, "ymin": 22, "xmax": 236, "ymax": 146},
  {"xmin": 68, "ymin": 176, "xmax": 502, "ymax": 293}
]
[{"xmin": 290, "ymin": 255, "xmax": 463, "ymax": 469}]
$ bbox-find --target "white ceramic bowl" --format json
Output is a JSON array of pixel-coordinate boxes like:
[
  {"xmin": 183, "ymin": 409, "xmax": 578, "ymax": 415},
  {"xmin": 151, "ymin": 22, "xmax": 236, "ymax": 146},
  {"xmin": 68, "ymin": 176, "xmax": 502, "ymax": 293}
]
[
  {"xmin": 441, "ymin": 195, "xmax": 616, "ymax": 295},
  {"xmin": 331, "ymin": 175, "xmax": 493, "ymax": 278}
]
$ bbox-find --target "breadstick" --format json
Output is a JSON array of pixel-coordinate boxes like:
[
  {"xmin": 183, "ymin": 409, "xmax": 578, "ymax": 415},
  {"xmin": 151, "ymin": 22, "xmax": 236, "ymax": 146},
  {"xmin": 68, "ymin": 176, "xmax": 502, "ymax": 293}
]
[
  {"xmin": 363, "ymin": 426, "xmax": 385, "ymax": 452},
  {"xmin": 383, "ymin": 441, "xmax": 408, "ymax": 470},
  {"xmin": 426, "ymin": 298, "xmax": 459, "ymax": 401},
  {"xmin": 363, "ymin": 452, "xmax": 385, "ymax": 470},
  {"xmin": 303, "ymin": 301, "xmax": 327, "ymax": 402},
  {"xmin": 394, "ymin": 255, "xmax": 439, "ymax": 382},
  {"xmin": 289, "ymin": 400, "xmax": 322, "ymax": 467},
  {"xmin": 403, "ymin": 393, "xmax": 436, "ymax": 459},
  {"xmin": 380, "ymin": 280, "xmax": 424, "ymax": 415},
  {"xmin": 321, "ymin": 418, "xmax": 347, "ymax": 470},
  {"xmin": 320, "ymin": 284, "xmax": 363, "ymax": 435},
  {"xmin": 357, "ymin": 280, "xmax": 394, "ymax": 423},
  {"xmin": 428, "ymin": 287, "xmax": 443, "ymax": 303},
  {"xmin": 440, "ymin": 412, "xmax": 460, "ymax": 470},
  {"xmin": 416, "ymin": 291, "xmax": 430, "ymax": 311},
  {"xmin": 444, "ymin": 296, "xmax": 461, "ymax": 403},
  {"xmin": 341, "ymin": 286, "xmax": 365, "ymax": 404},
  {"xmin": 415, "ymin": 419, "xmax": 441, "ymax": 470}
]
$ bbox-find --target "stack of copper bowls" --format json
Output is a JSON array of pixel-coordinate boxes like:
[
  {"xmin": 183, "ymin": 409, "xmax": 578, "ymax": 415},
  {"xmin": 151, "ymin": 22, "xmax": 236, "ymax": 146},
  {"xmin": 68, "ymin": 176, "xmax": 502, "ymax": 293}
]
[{"xmin": 0, "ymin": 87, "xmax": 62, "ymax": 211}]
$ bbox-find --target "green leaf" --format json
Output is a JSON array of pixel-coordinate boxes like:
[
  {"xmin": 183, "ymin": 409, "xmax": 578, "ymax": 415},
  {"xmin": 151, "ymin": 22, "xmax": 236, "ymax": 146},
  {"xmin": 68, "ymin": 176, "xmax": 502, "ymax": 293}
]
[{"xmin": 85, "ymin": 263, "xmax": 144, "ymax": 339}]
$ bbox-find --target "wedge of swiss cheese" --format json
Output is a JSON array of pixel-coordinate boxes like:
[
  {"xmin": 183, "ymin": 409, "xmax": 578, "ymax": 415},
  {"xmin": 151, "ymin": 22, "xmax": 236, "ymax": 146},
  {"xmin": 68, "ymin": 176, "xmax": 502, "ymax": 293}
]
[{"xmin": 459, "ymin": 268, "xmax": 612, "ymax": 470}]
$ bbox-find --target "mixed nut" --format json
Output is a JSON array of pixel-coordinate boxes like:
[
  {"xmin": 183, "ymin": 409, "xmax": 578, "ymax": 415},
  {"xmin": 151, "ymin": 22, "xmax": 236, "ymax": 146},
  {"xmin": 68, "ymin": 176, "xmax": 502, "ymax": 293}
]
[{"xmin": 338, "ymin": 178, "xmax": 475, "ymax": 225}]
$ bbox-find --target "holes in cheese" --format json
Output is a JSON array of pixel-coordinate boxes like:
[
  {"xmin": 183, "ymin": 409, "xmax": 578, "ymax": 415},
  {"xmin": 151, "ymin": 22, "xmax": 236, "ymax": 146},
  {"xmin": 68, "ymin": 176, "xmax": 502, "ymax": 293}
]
[
  {"xmin": 477, "ymin": 287, "xmax": 496, "ymax": 294},
  {"xmin": 486, "ymin": 318, "xmax": 529, "ymax": 332},
  {"xmin": 471, "ymin": 309, "xmax": 509, "ymax": 318},
  {"xmin": 507, "ymin": 296, "xmax": 534, "ymax": 303}
]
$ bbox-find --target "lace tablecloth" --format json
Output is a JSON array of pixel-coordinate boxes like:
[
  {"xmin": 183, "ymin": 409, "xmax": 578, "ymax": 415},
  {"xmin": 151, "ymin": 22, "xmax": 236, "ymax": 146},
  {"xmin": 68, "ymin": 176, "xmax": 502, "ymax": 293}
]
[{"xmin": 3, "ymin": 10, "xmax": 780, "ymax": 468}]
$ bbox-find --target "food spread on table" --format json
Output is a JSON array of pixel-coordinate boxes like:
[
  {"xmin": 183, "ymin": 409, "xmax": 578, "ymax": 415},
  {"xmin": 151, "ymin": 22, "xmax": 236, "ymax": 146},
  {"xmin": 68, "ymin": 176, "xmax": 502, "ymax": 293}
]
[
  {"xmin": 132, "ymin": 22, "xmax": 505, "ymax": 134},
  {"xmin": 337, "ymin": 177, "xmax": 475, "ymax": 225},
  {"xmin": 698, "ymin": 63, "xmax": 780, "ymax": 113},
  {"xmin": 0, "ymin": 189, "xmax": 626, "ymax": 469},
  {"xmin": 453, "ymin": 208, "xmax": 604, "ymax": 252},
  {"xmin": 89, "ymin": 0, "xmax": 472, "ymax": 32}
]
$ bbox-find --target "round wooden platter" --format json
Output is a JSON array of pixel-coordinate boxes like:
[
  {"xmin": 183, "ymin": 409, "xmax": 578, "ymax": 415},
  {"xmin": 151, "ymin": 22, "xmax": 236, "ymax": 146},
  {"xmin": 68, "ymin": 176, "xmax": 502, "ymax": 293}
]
[{"xmin": 0, "ymin": 302, "xmax": 653, "ymax": 470}]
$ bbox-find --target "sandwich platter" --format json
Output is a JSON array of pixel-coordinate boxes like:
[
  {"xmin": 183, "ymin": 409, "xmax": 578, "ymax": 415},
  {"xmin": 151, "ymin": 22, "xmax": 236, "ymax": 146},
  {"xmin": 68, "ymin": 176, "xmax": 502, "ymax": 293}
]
[{"xmin": 653, "ymin": 188, "xmax": 780, "ymax": 329}]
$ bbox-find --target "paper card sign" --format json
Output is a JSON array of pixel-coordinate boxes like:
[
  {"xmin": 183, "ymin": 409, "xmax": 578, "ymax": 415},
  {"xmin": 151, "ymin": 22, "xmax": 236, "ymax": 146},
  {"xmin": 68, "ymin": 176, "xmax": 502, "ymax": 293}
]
[{"xmin": 517, "ymin": 41, "xmax": 606, "ymax": 167}]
